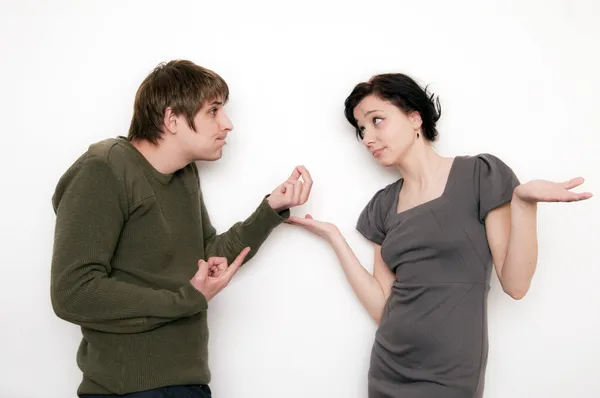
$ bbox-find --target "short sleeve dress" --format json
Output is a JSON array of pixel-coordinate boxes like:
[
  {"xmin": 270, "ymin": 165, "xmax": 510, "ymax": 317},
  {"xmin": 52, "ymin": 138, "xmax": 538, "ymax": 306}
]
[{"xmin": 356, "ymin": 154, "xmax": 520, "ymax": 398}]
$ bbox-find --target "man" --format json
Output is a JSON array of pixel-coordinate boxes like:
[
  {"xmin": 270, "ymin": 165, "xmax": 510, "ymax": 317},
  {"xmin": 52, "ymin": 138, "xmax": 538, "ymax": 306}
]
[{"xmin": 50, "ymin": 60, "xmax": 312, "ymax": 397}]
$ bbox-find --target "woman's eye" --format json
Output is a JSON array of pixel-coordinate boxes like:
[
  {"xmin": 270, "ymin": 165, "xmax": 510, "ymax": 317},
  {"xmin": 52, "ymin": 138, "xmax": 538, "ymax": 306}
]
[{"xmin": 373, "ymin": 117, "xmax": 383, "ymax": 125}]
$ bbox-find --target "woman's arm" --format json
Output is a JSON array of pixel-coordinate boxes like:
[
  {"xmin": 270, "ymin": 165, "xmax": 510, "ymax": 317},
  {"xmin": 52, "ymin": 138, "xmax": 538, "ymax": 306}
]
[
  {"xmin": 285, "ymin": 215, "xmax": 395, "ymax": 323},
  {"xmin": 485, "ymin": 177, "xmax": 592, "ymax": 300},
  {"xmin": 328, "ymin": 233, "xmax": 395, "ymax": 323},
  {"xmin": 485, "ymin": 198, "xmax": 537, "ymax": 300}
]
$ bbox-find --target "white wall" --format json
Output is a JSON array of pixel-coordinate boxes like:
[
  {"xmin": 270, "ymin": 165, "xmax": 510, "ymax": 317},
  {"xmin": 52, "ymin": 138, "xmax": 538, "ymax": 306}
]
[{"xmin": 1, "ymin": 0, "xmax": 599, "ymax": 397}]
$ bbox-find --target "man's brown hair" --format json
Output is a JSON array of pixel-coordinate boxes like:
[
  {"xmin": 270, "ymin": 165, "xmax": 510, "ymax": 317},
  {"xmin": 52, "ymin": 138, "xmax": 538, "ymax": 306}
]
[{"xmin": 128, "ymin": 60, "xmax": 229, "ymax": 144}]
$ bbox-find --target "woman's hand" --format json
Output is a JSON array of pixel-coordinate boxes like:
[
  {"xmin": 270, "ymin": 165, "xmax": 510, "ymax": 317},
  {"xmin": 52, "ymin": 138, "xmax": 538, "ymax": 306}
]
[
  {"xmin": 513, "ymin": 177, "xmax": 592, "ymax": 204},
  {"xmin": 285, "ymin": 214, "xmax": 340, "ymax": 241}
]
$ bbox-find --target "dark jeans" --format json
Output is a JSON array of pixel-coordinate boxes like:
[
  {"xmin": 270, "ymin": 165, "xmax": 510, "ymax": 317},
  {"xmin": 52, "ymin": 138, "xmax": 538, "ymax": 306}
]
[{"xmin": 80, "ymin": 384, "xmax": 211, "ymax": 398}]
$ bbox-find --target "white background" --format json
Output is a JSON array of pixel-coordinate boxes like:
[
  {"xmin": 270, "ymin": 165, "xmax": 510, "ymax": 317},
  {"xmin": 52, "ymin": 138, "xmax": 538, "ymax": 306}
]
[{"xmin": 1, "ymin": 0, "xmax": 599, "ymax": 397}]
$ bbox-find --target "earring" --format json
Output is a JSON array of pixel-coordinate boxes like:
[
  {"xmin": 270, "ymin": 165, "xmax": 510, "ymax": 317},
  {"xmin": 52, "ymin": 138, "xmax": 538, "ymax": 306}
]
[{"xmin": 417, "ymin": 132, "xmax": 420, "ymax": 138}]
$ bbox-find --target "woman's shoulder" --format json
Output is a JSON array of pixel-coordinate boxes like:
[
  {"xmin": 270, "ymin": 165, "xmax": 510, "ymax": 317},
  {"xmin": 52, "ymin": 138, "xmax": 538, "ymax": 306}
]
[
  {"xmin": 458, "ymin": 152, "xmax": 510, "ymax": 165},
  {"xmin": 370, "ymin": 178, "xmax": 402, "ymax": 204}
]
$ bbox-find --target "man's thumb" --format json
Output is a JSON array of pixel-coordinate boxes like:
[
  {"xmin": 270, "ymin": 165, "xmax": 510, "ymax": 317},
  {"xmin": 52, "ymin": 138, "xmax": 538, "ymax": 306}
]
[{"xmin": 196, "ymin": 259, "xmax": 209, "ymax": 279}]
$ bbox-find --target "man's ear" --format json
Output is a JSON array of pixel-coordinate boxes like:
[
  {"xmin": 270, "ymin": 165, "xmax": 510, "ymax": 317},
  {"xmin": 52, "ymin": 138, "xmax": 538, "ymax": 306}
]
[{"xmin": 163, "ymin": 107, "xmax": 178, "ymax": 135}]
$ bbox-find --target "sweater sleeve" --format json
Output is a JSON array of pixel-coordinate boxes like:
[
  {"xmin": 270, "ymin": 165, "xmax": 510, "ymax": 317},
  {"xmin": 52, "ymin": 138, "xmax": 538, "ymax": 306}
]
[
  {"xmin": 50, "ymin": 155, "xmax": 208, "ymax": 334},
  {"xmin": 198, "ymin": 188, "xmax": 290, "ymax": 266}
]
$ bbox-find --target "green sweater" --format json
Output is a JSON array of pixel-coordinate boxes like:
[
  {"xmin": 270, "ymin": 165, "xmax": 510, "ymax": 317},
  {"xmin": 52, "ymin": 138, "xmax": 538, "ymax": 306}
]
[{"xmin": 50, "ymin": 137, "xmax": 288, "ymax": 395}]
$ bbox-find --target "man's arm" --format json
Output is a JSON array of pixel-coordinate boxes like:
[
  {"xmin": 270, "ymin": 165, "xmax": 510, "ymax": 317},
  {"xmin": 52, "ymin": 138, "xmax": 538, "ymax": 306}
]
[
  {"xmin": 200, "ymin": 193, "xmax": 289, "ymax": 265},
  {"xmin": 197, "ymin": 165, "xmax": 312, "ymax": 265},
  {"xmin": 51, "ymin": 156, "xmax": 207, "ymax": 334}
]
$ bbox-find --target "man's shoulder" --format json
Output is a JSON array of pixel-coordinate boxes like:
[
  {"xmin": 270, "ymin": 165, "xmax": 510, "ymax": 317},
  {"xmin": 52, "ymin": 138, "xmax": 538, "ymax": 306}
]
[
  {"xmin": 58, "ymin": 137, "xmax": 151, "ymax": 202},
  {"xmin": 86, "ymin": 137, "xmax": 136, "ymax": 175},
  {"xmin": 87, "ymin": 137, "xmax": 120, "ymax": 157},
  {"xmin": 55, "ymin": 138, "xmax": 121, "ymax": 180}
]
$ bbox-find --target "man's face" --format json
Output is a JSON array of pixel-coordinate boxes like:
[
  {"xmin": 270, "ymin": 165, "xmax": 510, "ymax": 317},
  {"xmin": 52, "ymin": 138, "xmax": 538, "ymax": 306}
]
[{"xmin": 175, "ymin": 98, "xmax": 233, "ymax": 161}]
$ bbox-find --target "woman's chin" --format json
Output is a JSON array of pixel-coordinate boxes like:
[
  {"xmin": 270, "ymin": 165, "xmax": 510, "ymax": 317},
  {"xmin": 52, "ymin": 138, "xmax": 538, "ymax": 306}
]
[{"xmin": 376, "ymin": 155, "xmax": 395, "ymax": 167}]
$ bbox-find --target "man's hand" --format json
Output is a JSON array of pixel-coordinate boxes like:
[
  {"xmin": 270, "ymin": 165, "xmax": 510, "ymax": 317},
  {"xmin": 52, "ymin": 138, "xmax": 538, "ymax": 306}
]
[
  {"xmin": 190, "ymin": 247, "xmax": 251, "ymax": 301},
  {"xmin": 206, "ymin": 256, "xmax": 229, "ymax": 278},
  {"xmin": 267, "ymin": 165, "xmax": 313, "ymax": 213}
]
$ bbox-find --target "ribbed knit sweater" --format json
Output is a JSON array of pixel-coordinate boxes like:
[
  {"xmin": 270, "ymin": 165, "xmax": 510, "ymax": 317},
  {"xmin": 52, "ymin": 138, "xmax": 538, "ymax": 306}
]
[{"xmin": 50, "ymin": 136, "xmax": 288, "ymax": 395}]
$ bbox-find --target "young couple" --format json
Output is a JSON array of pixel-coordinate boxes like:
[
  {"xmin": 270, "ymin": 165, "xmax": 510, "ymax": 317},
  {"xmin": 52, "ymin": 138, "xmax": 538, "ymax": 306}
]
[{"xmin": 50, "ymin": 60, "xmax": 591, "ymax": 398}]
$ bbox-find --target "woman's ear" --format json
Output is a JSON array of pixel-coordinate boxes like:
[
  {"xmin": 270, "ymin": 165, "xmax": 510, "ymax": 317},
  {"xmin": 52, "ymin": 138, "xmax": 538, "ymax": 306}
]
[{"xmin": 408, "ymin": 111, "xmax": 423, "ymax": 130}]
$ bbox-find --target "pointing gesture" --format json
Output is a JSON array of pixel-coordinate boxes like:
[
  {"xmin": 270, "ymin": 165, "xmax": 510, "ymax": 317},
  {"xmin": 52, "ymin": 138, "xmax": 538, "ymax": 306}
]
[{"xmin": 190, "ymin": 247, "xmax": 251, "ymax": 301}]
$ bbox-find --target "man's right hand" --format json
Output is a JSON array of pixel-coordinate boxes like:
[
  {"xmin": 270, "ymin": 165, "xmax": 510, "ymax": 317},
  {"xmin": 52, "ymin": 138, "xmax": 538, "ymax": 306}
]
[
  {"xmin": 190, "ymin": 247, "xmax": 251, "ymax": 301},
  {"xmin": 266, "ymin": 166, "xmax": 313, "ymax": 213}
]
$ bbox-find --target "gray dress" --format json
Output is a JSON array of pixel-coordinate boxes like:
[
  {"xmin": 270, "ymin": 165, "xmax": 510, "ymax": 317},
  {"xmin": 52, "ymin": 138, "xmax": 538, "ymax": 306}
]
[{"xmin": 357, "ymin": 154, "xmax": 520, "ymax": 398}]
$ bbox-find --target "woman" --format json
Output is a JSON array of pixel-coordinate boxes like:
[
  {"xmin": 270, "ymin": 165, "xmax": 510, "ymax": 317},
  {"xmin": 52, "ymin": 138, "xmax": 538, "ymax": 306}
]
[{"xmin": 286, "ymin": 73, "xmax": 592, "ymax": 398}]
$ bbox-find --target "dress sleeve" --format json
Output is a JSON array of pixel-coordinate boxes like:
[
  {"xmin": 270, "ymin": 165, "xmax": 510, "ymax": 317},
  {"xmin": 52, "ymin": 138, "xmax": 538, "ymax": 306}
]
[
  {"xmin": 356, "ymin": 186, "xmax": 391, "ymax": 245},
  {"xmin": 474, "ymin": 153, "xmax": 521, "ymax": 223}
]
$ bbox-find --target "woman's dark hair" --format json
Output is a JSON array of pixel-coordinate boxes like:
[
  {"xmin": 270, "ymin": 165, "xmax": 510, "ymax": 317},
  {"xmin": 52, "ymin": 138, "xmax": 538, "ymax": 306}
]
[{"xmin": 344, "ymin": 73, "xmax": 441, "ymax": 141}]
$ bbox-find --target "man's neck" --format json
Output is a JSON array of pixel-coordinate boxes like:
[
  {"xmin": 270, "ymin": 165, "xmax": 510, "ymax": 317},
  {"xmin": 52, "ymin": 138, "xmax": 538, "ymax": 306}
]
[{"xmin": 130, "ymin": 138, "xmax": 189, "ymax": 175}]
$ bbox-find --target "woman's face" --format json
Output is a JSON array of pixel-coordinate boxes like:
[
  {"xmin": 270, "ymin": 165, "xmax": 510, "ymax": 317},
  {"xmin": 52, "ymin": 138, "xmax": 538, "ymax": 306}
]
[{"xmin": 353, "ymin": 95, "xmax": 422, "ymax": 167}]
